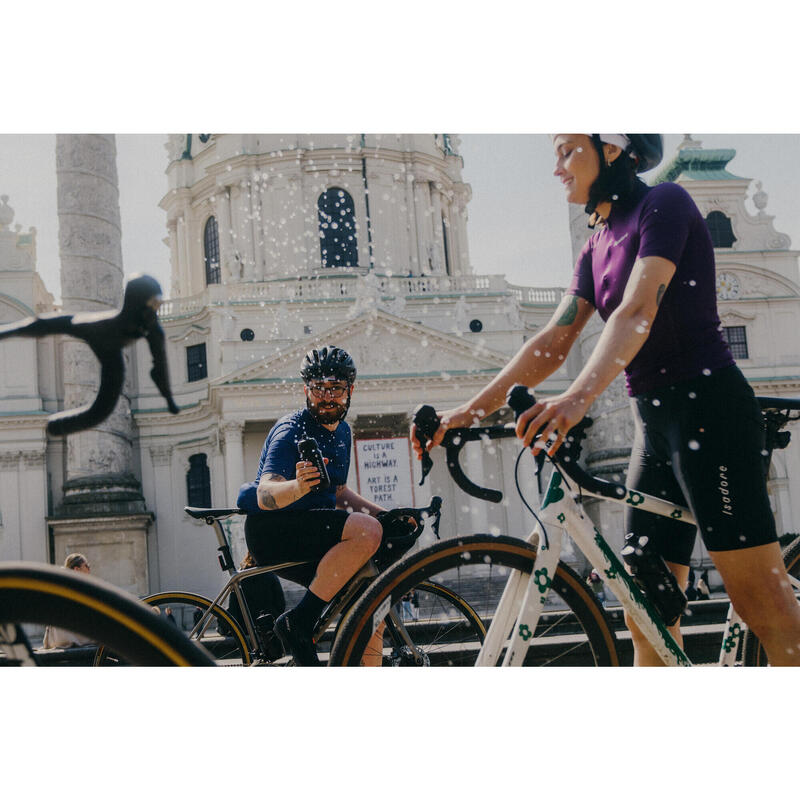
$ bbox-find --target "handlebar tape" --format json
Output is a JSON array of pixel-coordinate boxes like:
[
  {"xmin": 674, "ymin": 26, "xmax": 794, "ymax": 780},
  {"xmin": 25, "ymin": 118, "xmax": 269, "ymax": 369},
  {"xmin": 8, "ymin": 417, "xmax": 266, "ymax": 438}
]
[{"xmin": 412, "ymin": 404, "xmax": 440, "ymax": 485}]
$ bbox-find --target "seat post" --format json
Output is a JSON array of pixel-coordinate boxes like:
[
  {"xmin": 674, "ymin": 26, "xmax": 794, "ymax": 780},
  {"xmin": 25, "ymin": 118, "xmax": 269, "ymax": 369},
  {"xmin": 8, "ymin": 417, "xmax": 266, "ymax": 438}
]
[{"xmin": 206, "ymin": 517, "xmax": 238, "ymax": 576}]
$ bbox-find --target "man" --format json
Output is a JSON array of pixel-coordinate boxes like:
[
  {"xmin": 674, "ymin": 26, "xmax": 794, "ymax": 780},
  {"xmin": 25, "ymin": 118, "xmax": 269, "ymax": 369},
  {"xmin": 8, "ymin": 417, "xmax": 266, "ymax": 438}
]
[{"xmin": 238, "ymin": 346, "xmax": 385, "ymax": 666}]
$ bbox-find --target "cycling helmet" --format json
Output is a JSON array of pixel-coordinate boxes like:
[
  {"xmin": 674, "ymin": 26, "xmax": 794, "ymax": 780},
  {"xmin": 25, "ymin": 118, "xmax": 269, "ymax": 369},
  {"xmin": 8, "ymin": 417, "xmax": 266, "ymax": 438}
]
[
  {"xmin": 584, "ymin": 134, "xmax": 663, "ymax": 221},
  {"xmin": 622, "ymin": 134, "xmax": 663, "ymax": 173},
  {"xmin": 300, "ymin": 346, "xmax": 357, "ymax": 384}
]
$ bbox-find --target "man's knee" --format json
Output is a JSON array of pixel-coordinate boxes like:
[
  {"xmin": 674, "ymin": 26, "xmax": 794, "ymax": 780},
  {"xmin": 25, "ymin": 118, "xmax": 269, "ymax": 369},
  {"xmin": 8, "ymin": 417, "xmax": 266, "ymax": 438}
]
[{"xmin": 343, "ymin": 513, "xmax": 383, "ymax": 555}]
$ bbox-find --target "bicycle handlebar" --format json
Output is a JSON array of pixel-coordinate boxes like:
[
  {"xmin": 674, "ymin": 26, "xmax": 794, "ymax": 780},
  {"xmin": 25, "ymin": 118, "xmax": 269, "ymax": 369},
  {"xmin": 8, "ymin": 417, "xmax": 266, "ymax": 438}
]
[{"xmin": 413, "ymin": 387, "xmax": 800, "ymax": 504}]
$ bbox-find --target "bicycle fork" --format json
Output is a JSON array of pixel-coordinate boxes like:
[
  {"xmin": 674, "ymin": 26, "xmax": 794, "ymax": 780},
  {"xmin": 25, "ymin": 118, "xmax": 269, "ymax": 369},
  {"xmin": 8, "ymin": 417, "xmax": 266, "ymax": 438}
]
[{"xmin": 475, "ymin": 524, "xmax": 564, "ymax": 666}]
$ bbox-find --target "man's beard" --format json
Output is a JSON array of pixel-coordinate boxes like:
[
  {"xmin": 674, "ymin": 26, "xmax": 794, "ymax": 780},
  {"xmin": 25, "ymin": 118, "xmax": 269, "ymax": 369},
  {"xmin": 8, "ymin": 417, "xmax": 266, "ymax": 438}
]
[{"xmin": 307, "ymin": 396, "xmax": 349, "ymax": 424}]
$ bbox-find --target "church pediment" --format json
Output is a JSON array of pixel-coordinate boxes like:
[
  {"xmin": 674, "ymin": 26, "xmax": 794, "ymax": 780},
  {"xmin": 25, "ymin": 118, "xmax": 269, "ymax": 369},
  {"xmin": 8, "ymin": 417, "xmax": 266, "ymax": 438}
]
[
  {"xmin": 214, "ymin": 309, "xmax": 508, "ymax": 387},
  {"xmin": 716, "ymin": 265, "xmax": 800, "ymax": 300}
]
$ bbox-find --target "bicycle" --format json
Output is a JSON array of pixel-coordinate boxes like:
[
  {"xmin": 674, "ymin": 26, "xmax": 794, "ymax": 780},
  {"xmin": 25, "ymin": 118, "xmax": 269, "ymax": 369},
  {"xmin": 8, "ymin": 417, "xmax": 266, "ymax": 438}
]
[
  {"xmin": 328, "ymin": 390, "xmax": 800, "ymax": 666},
  {"xmin": 0, "ymin": 562, "xmax": 215, "ymax": 666},
  {"xmin": 94, "ymin": 495, "xmax": 487, "ymax": 666}
]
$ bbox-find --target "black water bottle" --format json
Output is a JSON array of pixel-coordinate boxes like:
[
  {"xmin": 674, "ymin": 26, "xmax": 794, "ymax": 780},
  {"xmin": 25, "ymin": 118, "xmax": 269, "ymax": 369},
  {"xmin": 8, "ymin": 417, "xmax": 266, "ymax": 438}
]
[
  {"xmin": 297, "ymin": 437, "xmax": 330, "ymax": 492},
  {"xmin": 620, "ymin": 533, "xmax": 687, "ymax": 626}
]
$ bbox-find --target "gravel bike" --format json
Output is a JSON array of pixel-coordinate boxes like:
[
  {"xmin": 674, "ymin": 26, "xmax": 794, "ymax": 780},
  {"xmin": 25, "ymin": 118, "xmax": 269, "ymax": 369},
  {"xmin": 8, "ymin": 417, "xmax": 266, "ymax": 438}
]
[
  {"xmin": 328, "ymin": 390, "xmax": 800, "ymax": 666},
  {"xmin": 95, "ymin": 495, "xmax": 487, "ymax": 666}
]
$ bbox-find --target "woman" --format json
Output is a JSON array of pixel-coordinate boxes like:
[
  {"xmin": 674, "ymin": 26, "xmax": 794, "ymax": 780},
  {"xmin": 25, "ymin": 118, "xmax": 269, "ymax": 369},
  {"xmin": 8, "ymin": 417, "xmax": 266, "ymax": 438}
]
[
  {"xmin": 413, "ymin": 134, "xmax": 800, "ymax": 665},
  {"xmin": 42, "ymin": 554, "xmax": 94, "ymax": 649}
]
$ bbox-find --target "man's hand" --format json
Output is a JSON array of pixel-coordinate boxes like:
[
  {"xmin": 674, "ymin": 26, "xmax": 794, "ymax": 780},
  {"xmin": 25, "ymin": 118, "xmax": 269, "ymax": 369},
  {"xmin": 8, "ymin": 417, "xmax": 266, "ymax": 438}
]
[{"xmin": 295, "ymin": 457, "xmax": 328, "ymax": 495}]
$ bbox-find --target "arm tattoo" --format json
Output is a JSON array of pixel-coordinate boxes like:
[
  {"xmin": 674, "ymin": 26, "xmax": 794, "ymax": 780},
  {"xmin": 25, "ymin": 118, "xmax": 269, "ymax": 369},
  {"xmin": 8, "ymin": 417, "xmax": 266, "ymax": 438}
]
[
  {"xmin": 656, "ymin": 284, "xmax": 666, "ymax": 307},
  {"xmin": 257, "ymin": 473, "xmax": 286, "ymax": 510},
  {"xmin": 556, "ymin": 295, "xmax": 579, "ymax": 326}
]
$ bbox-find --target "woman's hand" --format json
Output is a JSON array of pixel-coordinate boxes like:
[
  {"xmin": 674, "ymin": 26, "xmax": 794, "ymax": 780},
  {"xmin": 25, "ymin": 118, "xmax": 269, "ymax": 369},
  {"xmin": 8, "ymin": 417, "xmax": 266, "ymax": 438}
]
[
  {"xmin": 410, "ymin": 406, "xmax": 481, "ymax": 459},
  {"xmin": 515, "ymin": 392, "xmax": 593, "ymax": 456}
]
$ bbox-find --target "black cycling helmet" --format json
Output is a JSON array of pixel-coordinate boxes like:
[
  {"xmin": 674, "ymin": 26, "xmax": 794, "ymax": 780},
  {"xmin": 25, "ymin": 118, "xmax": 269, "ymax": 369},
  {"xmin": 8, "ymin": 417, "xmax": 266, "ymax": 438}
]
[
  {"xmin": 300, "ymin": 346, "xmax": 357, "ymax": 384},
  {"xmin": 584, "ymin": 134, "xmax": 664, "ymax": 221},
  {"xmin": 623, "ymin": 134, "xmax": 663, "ymax": 173}
]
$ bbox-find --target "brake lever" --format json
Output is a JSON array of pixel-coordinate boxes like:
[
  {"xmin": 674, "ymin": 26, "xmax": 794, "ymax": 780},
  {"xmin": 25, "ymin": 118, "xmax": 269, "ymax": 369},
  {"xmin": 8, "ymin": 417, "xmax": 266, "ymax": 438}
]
[{"xmin": 412, "ymin": 404, "xmax": 440, "ymax": 486}]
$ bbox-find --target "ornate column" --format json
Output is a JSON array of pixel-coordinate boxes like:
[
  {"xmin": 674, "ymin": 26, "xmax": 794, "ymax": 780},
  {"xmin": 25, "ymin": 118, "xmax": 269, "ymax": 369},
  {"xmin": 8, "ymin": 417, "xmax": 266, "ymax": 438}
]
[
  {"xmin": 430, "ymin": 185, "xmax": 444, "ymax": 274},
  {"xmin": 413, "ymin": 176, "xmax": 432, "ymax": 275},
  {"xmin": 48, "ymin": 134, "xmax": 152, "ymax": 594},
  {"xmin": 147, "ymin": 444, "xmax": 175, "ymax": 591},
  {"xmin": 221, "ymin": 420, "xmax": 245, "ymax": 503}
]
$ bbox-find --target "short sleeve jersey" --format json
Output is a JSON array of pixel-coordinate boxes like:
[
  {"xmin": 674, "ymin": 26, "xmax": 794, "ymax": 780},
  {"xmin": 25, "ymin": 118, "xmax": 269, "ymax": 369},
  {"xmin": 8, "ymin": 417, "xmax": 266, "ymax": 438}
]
[
  {"xmin": 254, "ymin": 408, "xmax": 352, "ymax": 511},
  {"xmin": 568, "ymin": 181, "xmax": 733, "ymax": 395}
]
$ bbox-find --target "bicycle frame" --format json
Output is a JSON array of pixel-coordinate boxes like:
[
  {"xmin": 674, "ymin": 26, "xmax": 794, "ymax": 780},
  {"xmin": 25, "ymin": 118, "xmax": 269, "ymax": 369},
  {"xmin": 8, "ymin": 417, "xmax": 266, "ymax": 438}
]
[
  {"xmin": 189, "ymin": 511, "xmax": 431, "ymax": 663},
  {"xmin": 476, "ymin": 466, "xmax": 744, "ymax": 667}
]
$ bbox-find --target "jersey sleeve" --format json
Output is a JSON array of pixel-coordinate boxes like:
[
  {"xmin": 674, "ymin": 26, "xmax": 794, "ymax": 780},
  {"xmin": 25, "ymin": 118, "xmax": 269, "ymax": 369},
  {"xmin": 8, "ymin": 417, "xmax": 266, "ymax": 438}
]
[
  {"xmin": 636, "ymin": 182, "xmax": 694, "ymax": 266},
  {"xmin": 259, "ymin": 422, "xmax": 300, "ymax": 481},
  {"xmin": 567, "ymin": 237, "xmax": 595, "ymax": 306}
]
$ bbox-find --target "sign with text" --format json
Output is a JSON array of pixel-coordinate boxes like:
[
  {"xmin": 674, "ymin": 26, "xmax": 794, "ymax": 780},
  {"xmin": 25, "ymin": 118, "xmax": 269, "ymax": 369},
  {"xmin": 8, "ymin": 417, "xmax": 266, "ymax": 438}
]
[{"xmin": 355, "ymin": 437, "xmax": 415, "ymax": 508}]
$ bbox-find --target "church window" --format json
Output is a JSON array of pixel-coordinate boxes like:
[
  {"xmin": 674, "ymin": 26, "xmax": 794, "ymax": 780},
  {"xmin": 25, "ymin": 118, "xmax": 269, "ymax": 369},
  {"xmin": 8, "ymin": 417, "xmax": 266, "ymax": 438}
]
[
  {"xmin": 705, "ymin": 211, "xmax": 737, "ymax": 248},
  {"xmin": 723, "ymin": 325, "xmax": 749, "ymax": 359},
  {"xmin": 186, "ymin": 343, "xmax": 207, "ymax": 382},
  {"xmin": 204, "ymin": 216, "xmax": 221, "ymax": 284},
  {"xmin": 187, "ymin": 454, "xmax": 211, "ymax": 507},
  {"xmin": 318, "ymin": 188, "xmax": 358, "ymax": 268}
]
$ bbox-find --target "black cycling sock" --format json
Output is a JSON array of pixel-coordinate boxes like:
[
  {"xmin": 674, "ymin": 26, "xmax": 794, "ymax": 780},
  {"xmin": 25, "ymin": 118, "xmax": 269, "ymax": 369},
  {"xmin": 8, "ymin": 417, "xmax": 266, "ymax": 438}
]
[{"xmin": 291, "ymin": 589, "xmax": 326, "ymax": 633}]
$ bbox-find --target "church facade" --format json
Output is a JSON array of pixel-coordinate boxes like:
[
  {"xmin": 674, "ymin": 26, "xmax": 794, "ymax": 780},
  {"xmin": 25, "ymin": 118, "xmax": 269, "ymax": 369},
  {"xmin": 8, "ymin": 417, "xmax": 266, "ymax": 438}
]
[{"xmin": 0, "ymin": 134, "xmax": 798, "ymax": 602}]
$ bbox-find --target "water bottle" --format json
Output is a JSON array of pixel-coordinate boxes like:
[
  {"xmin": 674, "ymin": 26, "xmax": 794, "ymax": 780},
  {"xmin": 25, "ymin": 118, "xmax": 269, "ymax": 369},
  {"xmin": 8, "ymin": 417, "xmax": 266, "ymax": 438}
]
[
  {"xmin": 297, "ymin": 437, "xmax": 330, "ymax": 492},
  {"xmin": 620, "ymin": 533, "xmax": 687, "ymax": 626}
]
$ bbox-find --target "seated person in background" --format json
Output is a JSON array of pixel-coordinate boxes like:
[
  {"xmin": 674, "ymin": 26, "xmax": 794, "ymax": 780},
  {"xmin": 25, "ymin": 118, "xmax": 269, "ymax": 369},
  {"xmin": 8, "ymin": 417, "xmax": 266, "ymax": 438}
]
[
  {"xmin": 238, "ymin": 346, "xmax": 386, "ymax": 666},
  {"xmin": 42, "ymin": 554, "xmax": 94, "ymax": 649}
]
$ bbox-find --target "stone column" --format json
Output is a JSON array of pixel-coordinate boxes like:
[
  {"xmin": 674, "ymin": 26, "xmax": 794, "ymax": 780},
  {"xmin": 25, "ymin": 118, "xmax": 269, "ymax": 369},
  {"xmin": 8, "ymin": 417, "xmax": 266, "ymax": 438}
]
[
  {"xmin": 49, "ymin": 134, "xmax": 152, "ymax": 591},
  {"xmin": 413, "ymin": 177, "xmax": 432, "ymax": 275},
  {"xmin": 221, "ymin": 420, "xmax": 245, "ymax": 503},
  {"xmin": 430, "ymin": 186, "xmax": 444, "ymax": 274}
]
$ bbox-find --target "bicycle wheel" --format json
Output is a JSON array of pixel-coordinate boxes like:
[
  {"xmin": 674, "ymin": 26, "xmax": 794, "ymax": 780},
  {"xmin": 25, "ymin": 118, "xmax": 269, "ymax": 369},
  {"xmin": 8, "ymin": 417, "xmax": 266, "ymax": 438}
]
[
  {"xmin": 329, "ymin": 534, "xmax": 619, "ymax": 666},
  {"xmin": 94, "ymin": 591, "xmax": 251, "ymax": 666},
  {"xmin": 0, "ymin": 563, "xmax": 214, "ymax": 666},
  {"xmin": 354, "ymin": 580, "xmax": 486, "ymax": 666},
  {"xmin": 741, "ymin": 536, "xmax": 800, "ymax": 666}
]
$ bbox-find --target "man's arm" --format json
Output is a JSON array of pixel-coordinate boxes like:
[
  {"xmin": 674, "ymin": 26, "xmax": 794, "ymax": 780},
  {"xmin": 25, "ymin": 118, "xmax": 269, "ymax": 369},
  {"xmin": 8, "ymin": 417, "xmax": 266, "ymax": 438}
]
[
  {"xmin": 257, "ymin": 460, "xmax": 324, "ymax": 510},
  {"xmin": 336, "ymin": 485, "xmax": 385, "ymax": 516}
]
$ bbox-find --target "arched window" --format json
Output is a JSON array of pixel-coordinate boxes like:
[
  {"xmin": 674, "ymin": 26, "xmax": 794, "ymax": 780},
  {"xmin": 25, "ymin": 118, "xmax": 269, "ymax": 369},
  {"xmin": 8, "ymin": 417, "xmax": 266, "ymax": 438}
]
[
  {"xmin": 204, "ymin": 216, "xmax": 221, "ymax": 284},
  {"xmin": 705, "ymin": 211, "xmax": 736, "ymax": 249},
  {"xmin": 318, "ymin": 188, "xmax": 358, "ymax": 268},
  {"xmin": 187, "ymin": 453, "xmax": 211, "ymax": 507}
]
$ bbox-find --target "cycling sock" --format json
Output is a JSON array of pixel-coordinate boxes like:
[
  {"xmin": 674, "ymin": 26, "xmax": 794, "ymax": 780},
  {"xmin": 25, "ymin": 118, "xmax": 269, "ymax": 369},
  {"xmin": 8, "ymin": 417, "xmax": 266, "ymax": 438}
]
[{"xmin": 292, "ymin": 589, "xmax": 326, "ymax": 633}]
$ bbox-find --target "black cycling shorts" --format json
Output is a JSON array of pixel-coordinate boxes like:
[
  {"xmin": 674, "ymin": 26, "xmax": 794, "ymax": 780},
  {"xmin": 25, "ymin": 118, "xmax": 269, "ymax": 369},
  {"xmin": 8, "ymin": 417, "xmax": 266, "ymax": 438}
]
[
  {"xmin": 244, "ymin": 509, "xmax": 350, "ymax": 587},
  {"xmin": 625, "ymin": 365, "xmax": 777, "ymax": 566}
]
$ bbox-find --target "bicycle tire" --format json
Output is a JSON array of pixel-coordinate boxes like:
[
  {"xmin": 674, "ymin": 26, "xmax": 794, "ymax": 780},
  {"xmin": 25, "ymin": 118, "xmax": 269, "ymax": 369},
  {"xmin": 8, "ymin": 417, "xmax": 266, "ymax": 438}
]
[
  {"xmin": 0, "ymin": 563, "xmax": 214, "ymax": 666},
  {"xmin": 329, "ymin": 534, "xmax": 619, "ymax": 666},
  {"xmin": 741, "ymin": 536, "xmax": 800, "ymax": 666},
  {"xmin": 342, "ymin": 579, "xmax": 486, "ymax": 666},
  {"xmin": 94, "ymin": 591, "xmax": 252, "ymax": 666}
]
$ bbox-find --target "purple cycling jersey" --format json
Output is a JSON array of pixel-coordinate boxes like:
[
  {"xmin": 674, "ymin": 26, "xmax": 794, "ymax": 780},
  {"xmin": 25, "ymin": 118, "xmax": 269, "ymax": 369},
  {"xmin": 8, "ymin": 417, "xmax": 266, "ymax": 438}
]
[{"xmin": 568, "ymin": 181, "xmax": 733, "ymax": 395}]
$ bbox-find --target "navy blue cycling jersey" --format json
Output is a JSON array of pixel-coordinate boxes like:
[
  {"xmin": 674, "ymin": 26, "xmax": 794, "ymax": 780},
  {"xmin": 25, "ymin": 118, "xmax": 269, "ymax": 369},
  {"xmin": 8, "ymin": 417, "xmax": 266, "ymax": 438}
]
[{"xmin": 238, "ymin": 409, "xmax": 351, "ymax": 513}]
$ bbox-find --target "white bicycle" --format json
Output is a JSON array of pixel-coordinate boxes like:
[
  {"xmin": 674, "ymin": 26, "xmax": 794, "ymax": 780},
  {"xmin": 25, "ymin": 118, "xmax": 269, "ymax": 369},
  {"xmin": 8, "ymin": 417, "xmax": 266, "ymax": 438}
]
[{"xmin": 328, "ymin": 388, "xmax": 800, "ymax": 666}]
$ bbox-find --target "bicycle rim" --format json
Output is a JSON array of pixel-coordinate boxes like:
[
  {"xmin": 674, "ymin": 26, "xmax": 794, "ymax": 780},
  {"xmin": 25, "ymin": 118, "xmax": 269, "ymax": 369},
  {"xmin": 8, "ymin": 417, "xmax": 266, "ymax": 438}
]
[
  {"xmin": 0, "ymin": 563, "xmax": 214, "ymax": 666},
  {"xmin": 360, "ymin": 580, "xmax": 486, "ymax": 666},
  {"xmin": 95, "ymin": 591, "xmax": 251, "ymax": 666},
  {"xmin": 329, "ymin": 535, "xmax": 618, "ymax": 666}
]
